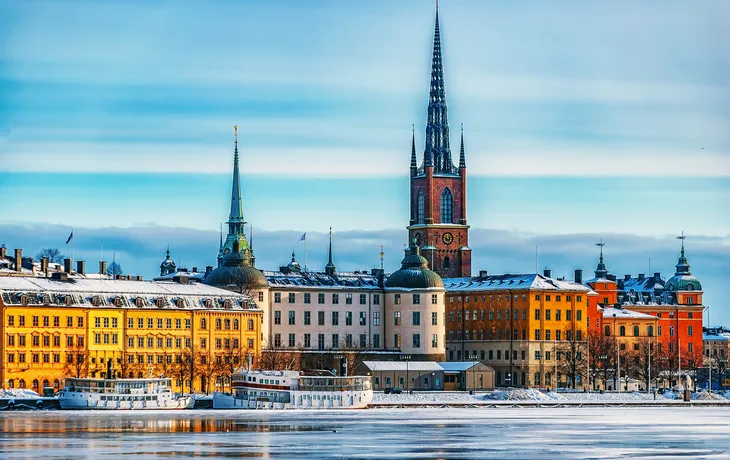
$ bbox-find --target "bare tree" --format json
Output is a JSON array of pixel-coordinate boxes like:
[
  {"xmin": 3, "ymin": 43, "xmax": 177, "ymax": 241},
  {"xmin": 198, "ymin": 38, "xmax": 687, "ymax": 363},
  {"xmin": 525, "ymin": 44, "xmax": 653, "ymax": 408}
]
[
  {"xmin": 588, "ymin": 332, "xmax": 616, "ymax": 390},
  {"xmin": 632, "ymin": 336, "xmax": 658, "ymax": 391},
  {"xmin": 656, "ymin": 337, "xmax": 679, "ymax": 388},
  {"xmin": 63, "ymin": 344, "xmax": 90, "ymax": 379},
  {"xmin": 36, "ymin": 248, "xmax": 65, "ymax": 264},
  {"xmin": 557, "ymin": 330, "xmax": 587, "ymax": 389},
  {"xmin": 197, "ymin": 351, "xmax": 217, "ymax": 394},
  {"xmin": 107, "ymin": 261, "xmax": 124, "ymax": 276}
]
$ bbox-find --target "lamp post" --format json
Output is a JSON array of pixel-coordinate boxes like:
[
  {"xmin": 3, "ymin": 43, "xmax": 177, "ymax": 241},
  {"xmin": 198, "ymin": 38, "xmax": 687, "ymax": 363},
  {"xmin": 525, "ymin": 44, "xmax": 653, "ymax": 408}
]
[
  {"xmin": 599, "ymin": 354, "xmax": 608, "ymax": 390},
  {"xmin": 613, "ymin": 313, "xmax": 619, "ymax": 393},
  {"xmin": 400, "ymin": 354, "xmax": 412, "ymax": 391}
]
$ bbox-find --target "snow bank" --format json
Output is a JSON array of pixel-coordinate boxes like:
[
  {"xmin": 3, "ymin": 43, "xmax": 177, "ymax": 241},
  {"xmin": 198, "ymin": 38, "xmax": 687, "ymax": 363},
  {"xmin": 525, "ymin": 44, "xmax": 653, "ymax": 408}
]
[
  {"xmin": 0, "ymin": 388, "xmax": 41, "ymax": 399},
  {"xmin": 372, "ymin": 392, "xmax": 486, "ymax": 404},
  {"xmin": 484, "ymin": 389, "xmax": 564, "ymax": 401}
]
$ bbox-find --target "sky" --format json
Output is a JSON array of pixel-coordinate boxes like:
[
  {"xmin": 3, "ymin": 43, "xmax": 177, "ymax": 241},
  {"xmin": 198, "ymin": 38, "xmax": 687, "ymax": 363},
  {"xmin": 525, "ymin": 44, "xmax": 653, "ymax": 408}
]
[{"xmin": 1, "ymin": 1, "xmax": 729, "ymax": 321}]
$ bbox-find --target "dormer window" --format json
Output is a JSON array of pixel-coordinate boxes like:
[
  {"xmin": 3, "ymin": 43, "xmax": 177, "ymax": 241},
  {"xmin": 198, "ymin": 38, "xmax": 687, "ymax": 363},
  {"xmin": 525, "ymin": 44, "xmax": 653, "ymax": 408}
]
[
  {"xmin": 43, "ymin": 295, "xmax": 51, "ymax": 306},
  {"xmin": 204, "ymin": 299, "xmax": 213, "ymax": 309},
  {"xmin": 65, "ymin": 295, "xmax": 73, "ymax": 306},
  {"xmin": 114, "ymin": 297, "xmax": 123, "ymax": 307},
  {"xmin": 20, "ymin": 295, "xmax": 29, "ymax": 306},
  {"xmin": 135, "ymin": 297, "xmax": 144, "ymax": 307},
  {"xmin": 175, "ymin": 298, "xmax": 184, "ymax": 308},
  {"xmin": 223, "ymin": 300, "xmax": 231, "ymax": 309},
  {"xmin": 91, "ymin": 296, "xmax": 100, "ymax": 307},
  {"xmin": 155, "ymin": 298, "xmax": 165, "ymax": 308}
]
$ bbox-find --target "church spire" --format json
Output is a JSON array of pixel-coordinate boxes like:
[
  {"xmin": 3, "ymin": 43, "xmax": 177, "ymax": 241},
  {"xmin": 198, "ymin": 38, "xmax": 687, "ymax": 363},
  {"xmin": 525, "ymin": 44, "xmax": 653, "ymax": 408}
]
[
  {"xmin": 459, "ymin": 123, "xmax": 466, "ymax": 168},
  {"xmin": 325, "ymin": 226, "xmax": 336, "ymax": 276},
  {"xmin": 423, "ymin": 3, "xmax": 455, "ymax": 175},
  {"xmin": 229, "ymin": 125, "xmax": 244, "ymax": 224},
  {"xmin": 675, "ymin": 231, "xmax": 691, "ymax": 275},
  {"xmin": 410, "ymin": 124, "xmax": 417, "ymax": 169},
  {"xmin": 594, "ymin": 238, "xmax": 608, "ymax": 279}
]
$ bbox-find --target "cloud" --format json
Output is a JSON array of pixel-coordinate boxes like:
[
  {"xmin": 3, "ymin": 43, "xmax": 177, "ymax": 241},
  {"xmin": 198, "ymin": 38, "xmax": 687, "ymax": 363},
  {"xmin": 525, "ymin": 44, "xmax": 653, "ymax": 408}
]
[{"xmin": 2, "ymin": 222, "xmax": 728, "ymax": 324}]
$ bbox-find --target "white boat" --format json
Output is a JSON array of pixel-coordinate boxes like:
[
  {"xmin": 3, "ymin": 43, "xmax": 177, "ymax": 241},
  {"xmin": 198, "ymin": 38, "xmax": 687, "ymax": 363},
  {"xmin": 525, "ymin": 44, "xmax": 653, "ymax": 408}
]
[
  {"xmin": 57, "ymin": 377, "xmax": 195, "ymax": 410},
  {"xmin": 213, "ymin": 370, "xmax": 373, "ymax": 409}
]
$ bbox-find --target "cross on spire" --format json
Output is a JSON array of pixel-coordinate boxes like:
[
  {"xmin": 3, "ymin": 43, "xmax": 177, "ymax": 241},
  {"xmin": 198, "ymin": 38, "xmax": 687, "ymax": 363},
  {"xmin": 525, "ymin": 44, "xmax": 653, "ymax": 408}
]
[
  {"xmin": 325, "ymin": 226, "xmax": 336, "ymax": 276},
  {"xmin": 676, "ymin": 231, "xmax": 686, "ymax": 256}
]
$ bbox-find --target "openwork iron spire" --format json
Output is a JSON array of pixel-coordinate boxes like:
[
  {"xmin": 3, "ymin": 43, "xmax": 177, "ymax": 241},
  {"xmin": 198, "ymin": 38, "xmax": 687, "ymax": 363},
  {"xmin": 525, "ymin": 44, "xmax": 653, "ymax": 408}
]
[
  {"xmin": 325, "ymin": 226, "xmax": 336, "ymax": 276},
  {"xmin": 423, "ymin": 6, "xmax": 457, "ymax": 175},
  {"xmin": 410, "ymin": 124, "xmax": 417, "ymax": 169}
]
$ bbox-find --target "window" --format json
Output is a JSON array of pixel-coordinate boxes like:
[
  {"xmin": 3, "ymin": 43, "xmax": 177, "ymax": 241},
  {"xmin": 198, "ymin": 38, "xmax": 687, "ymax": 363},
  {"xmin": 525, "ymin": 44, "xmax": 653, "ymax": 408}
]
[
  {"xmin": 619, "ymin": 326, "xmax": 626, "ymax": 336},
  {"xmin": 545, "ymin": 310, "xmax": 551, "ymax": 321},
  {"xmin": 274, "ymin": 293, "xmax": 281, "ymax": 303},
  {"xmin": 648, "ymin": 325, "xmax": 654, "ymax": 337},
  {"xmin": 200, "ymin": 338, "xmax": 207, "ymax": 349},
  {"xmin": 412, "ymin": 311, "xmax": 420, "ymax": 326},
  {"xmin": 200, "ymin": 318, "xmax": 207, "ymax": 330},
  {"xmin": 688, "ymin": 326, "xmax": 693, "ymax": 336},
  {"xmin": 345, "ymin": 334, "xmax": 353, "ymax": 347},
  {"xmin": 535, "ymin": 310, "xmax": 540, "ymax": 320},
  {"xmin": 318, "ymin": 311, "xmax": 325, "ymax": 326},
  {"xmin": 288, "ymin": 293, "xmax": 295, "ymax": 303},
  {"xmin": 288, "ymin": 311, "xmax": 296, "ymax": 325},
  {"xmin": 304, "ymin": 311, "xmax": 311, "ymax": 325},
  {"xmin": 32, "ymin": 335, "xmax": 39, "ymax": 346},
  {"xmin": 373, "ymin": 312, "xmax": 380, "ymax": 326},
  {"xmin": 7, "ymin": 315, "xmax": 14, "ymax": 326},
  {"xmin": 412, "ymin": 333, "xmax": 421, "ymax": 348},
  {"xmin": 432, "ymin": 334, "xmax": 438, "ymax": 348},
  {"xmin": 359, "ymin": 312, "xmax": 367, "ymax": 326},
  {"xmin": 332, "ymin": 334, "xmax": 339, "ymax": 348},
  {"xmin": 304, "ymin": 293, "xmax": 311, "ymax": 304},
  {"xmin": 534, "ymin": 330, "xmax": 541, "ymax": 340},
  {"xmin": 345, "ymin": 294, "xmax": 353, "ymax": 305},
  {"xmin": 274, "ymin": 334, "xmax": 281, "ymax": 347},
  {"xmin": 545, "ymin": 330, "xmax": 551, "ymax": 341},
  {"xmin": 556, "ymin": 330, "xmax": 561, "ymax": 341},
  {"xmin": 373, "ymin": 294, "xmax": 380, "ymax": 305},
  {"xmin": 332, "ymin": 294, "xmax": 339, "ymax": 304},
  {"xmin": 318, "ymin": 293, "xmax": 325, "ymax": 304},
  {"xmin": 373, "ymin": 334, "xmax": 380, "ymax": 348},
  {"xmin": 318, "ymin": 334, "xmax": 325, "ymax": 350},
  {"xmin": 576, "ymin": 310, "xmax": 582, "ymax": 321},
  {"xmin": 394, "ymin": 333, "xmax": 401, "ymax": 348},
  {"xmin": 345, "ymin": 311, "xmax": 353, "ymax": 326},
  {"xmin": 332, "ymin": 311, "xmax": 339, "ymax": 326},
  {"xmin": 359, "ymin": 334, "xmax": 367, "ymax": 348},
  {"xmin": 432, "ymin": 312, "xmax": 438, "ymax": 326},
  {"xmin": 417, "ymin": 190, "xmax": 425, "ymax": 224},
  {"xmin": 224, "ymin": 318, "xmax": 231, "ymax": 330},
  {"xmin": 288, "ymin": 334, "xmax": 296, "ymax": 347},
  {"xmin": 669, "ymin": 326, "xmax": 675, "ymax": 336},
  {"xmin": 274, "ymin": 311, "xmax": 281, "ymax": 325},
  {"xmin": 440, "ymin": 188, "xmax": 453, "ymax": 223},
  {"xmin": 688, "ymin": 312, "xmax": 694, "ymax": 319},
  {"xmin": 258, "ymin": 291, "xmax": 264, "ymax": 302},
  {"xmin": 394, "ymin": 311, "xmax": 401, "ymax": 326},
  {"xmin": 19, "ymin": 335, "xmax": 25, "ymax": 346},
  {"xmin": 304, "ymin": 334, "xmax": 311, "ymax": 348},
  {"xmin": 555, "ymin": 310, "xmax": 561, "ymax": 321},
  {"xmin": 633, "ymin": 326, "xmax": 639, "ymax": 337},
  {"xmin": 394, "ymin": 294, "xmax": 401, "ymax": 305}
]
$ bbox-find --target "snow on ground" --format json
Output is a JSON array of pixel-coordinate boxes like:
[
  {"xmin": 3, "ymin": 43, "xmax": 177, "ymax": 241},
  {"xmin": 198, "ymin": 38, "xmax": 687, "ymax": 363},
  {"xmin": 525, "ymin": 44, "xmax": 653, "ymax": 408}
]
[
  {"xmin": 372, "ymin": 389, "xmax": 730, "ymax": 404},
  {"xmin": 0, "ymin": 388, "xmax": 41, "ymax": 399}
]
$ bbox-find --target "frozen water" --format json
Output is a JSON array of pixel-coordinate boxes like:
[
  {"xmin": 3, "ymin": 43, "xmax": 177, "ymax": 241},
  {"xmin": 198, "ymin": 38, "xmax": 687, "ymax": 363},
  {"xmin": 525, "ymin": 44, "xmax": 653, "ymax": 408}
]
[{"xmin": 0, "ymin": 407, "xmax": 729, "ymax": 459}]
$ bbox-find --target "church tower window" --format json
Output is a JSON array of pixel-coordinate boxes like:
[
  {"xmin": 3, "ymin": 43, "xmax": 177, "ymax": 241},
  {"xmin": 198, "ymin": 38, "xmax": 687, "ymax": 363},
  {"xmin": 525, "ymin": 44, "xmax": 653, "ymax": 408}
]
[
  {"xmin": 441, "ymin": 188, "xmax": 453, "ymax": 224},
  {"xmin": 417, "ymin": 191, "xmax": 425, "ymax": 224}
]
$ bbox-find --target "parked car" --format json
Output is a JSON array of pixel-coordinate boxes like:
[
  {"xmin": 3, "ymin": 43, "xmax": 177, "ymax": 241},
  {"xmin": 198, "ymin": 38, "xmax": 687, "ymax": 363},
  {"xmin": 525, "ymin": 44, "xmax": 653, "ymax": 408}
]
[{"xmin": 384, "ymin": 388, "xmax": 402, "ymax": 394}]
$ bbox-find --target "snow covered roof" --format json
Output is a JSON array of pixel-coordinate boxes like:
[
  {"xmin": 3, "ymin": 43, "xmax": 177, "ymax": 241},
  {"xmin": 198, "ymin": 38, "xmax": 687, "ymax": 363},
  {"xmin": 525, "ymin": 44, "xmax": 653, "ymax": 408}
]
[
  {"xmin": 263, "ymin": 270, "xmax": 381, "ymax": 290},
  {"xmin": 618, "ymin": 274, "xmax": 665, "ymax": 293},
  {"xmin": 0, "ymin": 277, "xmax": 261, "ymax": 312},
  {"xmin": 153, "ymin": 269, "xmax": 206, "ymax": 282},
  {"xmin": 438, "ymin": 361, "xmax": 488, "ymax": 372},
  {"xmin": 602, "ymin": 307, "xmax": 657, "ymax": 320},
  {"xmin": 703, "ymin": 333, "xmax": 729, "ymax": 342},
  {"xmin": 443, "ymin": 274, "xmax": 591, "ymax": 293},
  {"xmin": 361, "ymin": 361, "xmax": 443, "ymax": 372}
]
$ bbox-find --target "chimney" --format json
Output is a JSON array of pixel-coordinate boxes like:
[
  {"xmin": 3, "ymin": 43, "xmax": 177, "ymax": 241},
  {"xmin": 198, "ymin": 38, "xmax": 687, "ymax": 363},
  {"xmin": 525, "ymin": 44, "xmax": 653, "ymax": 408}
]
[
  {"xmin": 654, "ymin": 272, "xmax": 661, "ymax": 281},
  {"xmin": 63, "ymin": 258, "xmax": 72, "ymax": 274},
  {"xmin": 76, "ymin": 260, "xmax": 85, "ymax": 276},
  {"xmin": 574, "ymin": 269, "xmax": 583, "ymax": 284},
  {"xmin": 173, "ymin": 274, "xmax": 189, "ymax": 285},
  {"xmin": 479, "ymin": 270, "xmax": 489, "ymax": 279},
  {"xmin": 638, "ymin": 273, "xmax": 645, "ymax": 280},
  {"xmin": 42, "ymin": 257, "xmax": 49, "ymax": 277},
  {"xmin": 136, "ymin": 275, "xmax": 143, "ymax": 281},
  {"xmin": 624, "ymin": 274, "xmax": 631, "ymax": 281},
  {"xmin": 543, "ymin": 268, "xmax": 551, "ymax": 278},
  {"xmin": 51, "ymin": 272, "xmax": 69, "ymax": 281},
  {"xmin": 14, "ymin": 248, "xmax": 22, "ymax": 272},
  {"xmin": 115, "ymin": 274, "xmax": 124, "ymax": 280},
  {"xmin": 607, "ymin": 274, "xmax": 616, "ymax": 281},
  {"xmin": 192, "ymin": 267, "xmax": 198, "ymax": 273},
  {"xmin": 205, "ymin": 265, "xmax": 213, "ymax": 275},
  {"xmin": 0, "ymin": 246, "xmax": 6, "ymax": 259},
  {"xmin": 100, "ymin": 261, "xmax": 107, "ymax": 276}
]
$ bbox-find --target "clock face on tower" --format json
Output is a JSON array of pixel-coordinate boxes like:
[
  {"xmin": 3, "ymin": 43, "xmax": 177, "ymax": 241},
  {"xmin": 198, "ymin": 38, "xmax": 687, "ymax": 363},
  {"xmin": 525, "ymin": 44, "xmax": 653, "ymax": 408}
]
[
  {"xmin": 414, "ymin": 232, "xmax": 422, "ymax": 246},
  {"xmin": 442, "ymin": 232, "xmax": 454, "ymax": 245}
]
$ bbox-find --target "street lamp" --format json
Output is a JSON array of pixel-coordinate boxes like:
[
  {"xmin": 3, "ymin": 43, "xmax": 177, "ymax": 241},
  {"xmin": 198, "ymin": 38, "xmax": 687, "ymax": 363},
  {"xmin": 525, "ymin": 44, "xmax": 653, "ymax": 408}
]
[{"xmin": 599, "ymin": 354, "xmax": 608, "ymax": 390}]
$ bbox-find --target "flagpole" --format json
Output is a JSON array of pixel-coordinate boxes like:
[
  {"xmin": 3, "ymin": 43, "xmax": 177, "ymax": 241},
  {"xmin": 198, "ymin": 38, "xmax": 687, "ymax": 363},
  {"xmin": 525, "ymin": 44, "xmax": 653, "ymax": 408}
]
[{"xmin": 304, "ymin": 231, "xmax": 307, "ymax": 273}]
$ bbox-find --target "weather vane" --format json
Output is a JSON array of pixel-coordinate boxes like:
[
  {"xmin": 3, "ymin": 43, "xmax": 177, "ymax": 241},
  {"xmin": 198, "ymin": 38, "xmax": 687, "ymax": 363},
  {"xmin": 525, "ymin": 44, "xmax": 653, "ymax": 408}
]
[
  {"xmin": 379, "ymin": 244, "xmax": 385, "ymax": 270},
  {"xmin": 234, "ymin": 125, "xmax": 238, "ymax": 143}
]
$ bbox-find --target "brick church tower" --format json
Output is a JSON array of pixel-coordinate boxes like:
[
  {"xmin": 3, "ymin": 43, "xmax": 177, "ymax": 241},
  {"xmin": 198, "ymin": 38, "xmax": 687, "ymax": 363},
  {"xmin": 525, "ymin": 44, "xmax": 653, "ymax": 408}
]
[{"xmin": 407, "ymin": 6, "xmax": 471, "ymax": 278}]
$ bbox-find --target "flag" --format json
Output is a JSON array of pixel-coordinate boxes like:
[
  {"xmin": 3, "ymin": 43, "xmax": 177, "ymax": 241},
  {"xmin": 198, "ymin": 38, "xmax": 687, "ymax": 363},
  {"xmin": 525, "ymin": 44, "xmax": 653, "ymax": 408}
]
[
  {"xmin": 65, "ymin": 230, "xmax": 74, "ymax": 245},
  {"xmin": 298, "ymin": 232, "xmax": 306, "ymax": 242}
]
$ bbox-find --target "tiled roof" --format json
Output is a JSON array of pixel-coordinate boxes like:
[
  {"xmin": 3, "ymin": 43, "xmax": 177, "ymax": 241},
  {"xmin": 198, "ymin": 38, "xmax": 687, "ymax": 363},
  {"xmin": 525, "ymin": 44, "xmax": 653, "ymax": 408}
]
[{"xmin": 263, "ymin": 271, "xmax": 381, "ymax": 290}]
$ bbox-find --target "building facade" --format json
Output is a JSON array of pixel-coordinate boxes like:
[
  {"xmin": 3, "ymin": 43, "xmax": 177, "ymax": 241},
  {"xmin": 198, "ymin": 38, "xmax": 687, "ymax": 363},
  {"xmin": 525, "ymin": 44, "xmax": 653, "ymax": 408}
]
[{"xmin": 0, "ymin": 275, "xmax": 262, "ymax": 394}]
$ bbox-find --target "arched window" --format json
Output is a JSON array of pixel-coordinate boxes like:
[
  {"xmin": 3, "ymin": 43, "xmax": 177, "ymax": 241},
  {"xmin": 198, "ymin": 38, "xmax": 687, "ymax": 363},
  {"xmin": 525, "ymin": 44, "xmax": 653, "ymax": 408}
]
[
  {"xmin": 53, "ymin": 379, "xmax": 59, "ymax": 389},
  {"xmin": 223, "ymin": 299, "xmax": 231, "ymax": 309},
  {"xmin": 648, "ymin": 325, "xmax": 654, "ymax": 337},
  {"xmin": 42, "ymin": 379, "xmax": 49, "ymax": 389},
  {"xmin": 417, "ymin": 190, "xmax": 425, "ymax": 224},
  {"xmin": 633, "ymin": 326, "xmax": 639, "ymax": 337},
  {"xmin": 65, "ymin": 295, "xmax": 73, "ymax": 306},
  {"xmin": 224, "ymin": 319, "xmax": 231, "ymax": 330},
  {"xmin": 7, "ymin": 380, "xmax": 14, "ymax": 389},
  {"xmin": 248, "ymin": 319, "xmax": 254, "ymax": 331},
  {"xmin": 155, "ymin": 298, "xmax": 165, "ymax": 308},
  {"xmin": 200, "ymin": 318, "xmax": 207, "ymax": 330},
  {"xmin": 176, "ymin": 299, "xmax": 184, "ymax": 308},
  {"xmin": 32, "ymin": 379, "xmax": 39, "ymax": 389},
  {"xmin": 135, "ymin": 297, "xmax": 144, "ymax": 307},
  {"xmin": 216, "ymin": 319, "xmax": 222, "ymax": 330},
  {"xmin": 620, "ymin": 325, "xmax": 626, "ymax": 336},
  {"xmin": 205, "ymin": 299, "xmax": 213, "ymax": 309},
  {"xmin": 443, "ymin": 256, "xmax": 450, "ymax": 270},
  {"xmin": 43, "ymin": 295, "xmax": 51, "ymax": 306},
  {"xmin": 91, "ymin": 296, "xmax": 100, "ymax": 307},
  {"xmin": 440, "ymin": 188, "xmax": 453, "ymax": 224},
  {"xmin": 233, "ymin": 319, "xmax": 239, "ymax": 330},
  {"xmin": 604, "ymin": 325, "xmax": 611, "ymax": 336},
  {"xmin": 19, "ymin": 379, "xmax": 26, "ymax": 389}
]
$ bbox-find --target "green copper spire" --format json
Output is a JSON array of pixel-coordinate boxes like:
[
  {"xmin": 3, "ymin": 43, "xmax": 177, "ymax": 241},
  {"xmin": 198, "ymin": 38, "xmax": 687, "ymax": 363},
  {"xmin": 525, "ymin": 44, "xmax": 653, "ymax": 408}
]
[
  {"xmin": 229, "ymin": 125, "xmax": 244, "ymax": 223},
  {"xmin": 325, "ymin": 226, "xmax": 336, "ymax": 276}
]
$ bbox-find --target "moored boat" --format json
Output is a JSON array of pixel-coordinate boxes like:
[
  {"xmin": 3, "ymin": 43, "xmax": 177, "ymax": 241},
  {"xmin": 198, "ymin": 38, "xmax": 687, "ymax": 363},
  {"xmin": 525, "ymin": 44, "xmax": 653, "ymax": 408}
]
[
  {"xmin": 58, "ymin": 377, "xmax": 194, "ymax": 410},
  {"xmin": 213, "ymin": 370, "xmax": 373, "ymax": 409}
]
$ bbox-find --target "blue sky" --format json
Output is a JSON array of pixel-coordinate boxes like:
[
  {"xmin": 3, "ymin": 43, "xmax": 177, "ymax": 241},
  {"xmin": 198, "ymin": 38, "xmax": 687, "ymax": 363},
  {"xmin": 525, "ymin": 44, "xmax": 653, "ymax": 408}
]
[{"xmin": 1, "ymin": 1, "xmax": 729, "ymax": 320}]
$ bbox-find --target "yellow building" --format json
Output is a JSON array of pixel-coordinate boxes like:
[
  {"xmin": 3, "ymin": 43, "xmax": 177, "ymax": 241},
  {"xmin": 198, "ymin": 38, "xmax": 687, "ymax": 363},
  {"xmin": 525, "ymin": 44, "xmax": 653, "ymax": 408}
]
[{"xmin": 0, "ymin": 275, "xmax": 262, "ymax": 394}]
